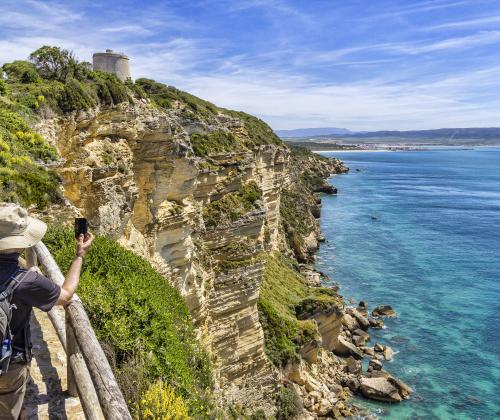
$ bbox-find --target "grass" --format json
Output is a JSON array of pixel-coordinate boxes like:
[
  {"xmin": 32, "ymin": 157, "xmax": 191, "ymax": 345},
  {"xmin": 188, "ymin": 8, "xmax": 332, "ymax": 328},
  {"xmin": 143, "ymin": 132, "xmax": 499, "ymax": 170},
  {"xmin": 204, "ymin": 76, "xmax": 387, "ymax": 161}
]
[
  {"xmin": 203, "ymin": 181, "xmax": 262, "ymax": 228},
  {"xmin": 43, "ymin": 227, "xmax": 213, "ymax": 418},
  {"xmin": 258, "ymin": 252, "xmax": 342, "ymax": 367}
]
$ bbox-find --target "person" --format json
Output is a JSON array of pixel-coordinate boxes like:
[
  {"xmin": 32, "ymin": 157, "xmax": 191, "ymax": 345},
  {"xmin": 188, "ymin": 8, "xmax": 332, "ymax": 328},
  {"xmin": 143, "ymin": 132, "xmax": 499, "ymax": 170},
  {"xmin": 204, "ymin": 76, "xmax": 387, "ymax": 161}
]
[{"xmin": 0, "ymin": 203, "xmax": 93, "ymax": 419}]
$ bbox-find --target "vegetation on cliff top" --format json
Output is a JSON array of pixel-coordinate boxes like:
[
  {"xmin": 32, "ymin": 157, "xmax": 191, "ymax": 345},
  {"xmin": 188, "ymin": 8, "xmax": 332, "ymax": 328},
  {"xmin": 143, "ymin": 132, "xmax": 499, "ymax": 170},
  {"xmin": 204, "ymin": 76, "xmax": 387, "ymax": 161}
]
[
  {"xmin": 44, "ymin": 227, "xmax": 213, "ymax": 418},
  {"xmin": 2, "ymin": 46, "xmax": 132, "ymax": 114},
  {"xmin": 135, "ymin": 78, "xmax": 283, "ymax": 156},
  {"xmin": 1, "ymin": 46, "xmax": 284, "ymax": 208},
  {"xmin": 258, "ymin": 252, "xmax": 341, "ymax": 367},
  {"xmin": 0, "ymin": 46, "xmax": 140, "ymax": 208}
]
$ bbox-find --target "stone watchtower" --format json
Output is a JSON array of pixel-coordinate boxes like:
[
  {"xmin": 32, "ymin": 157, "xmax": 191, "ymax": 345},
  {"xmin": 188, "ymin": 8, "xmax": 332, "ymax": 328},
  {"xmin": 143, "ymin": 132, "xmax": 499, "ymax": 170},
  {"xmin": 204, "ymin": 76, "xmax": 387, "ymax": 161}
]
[{"xmin": 92, "ymin": 49, "xmax": 130, "ymax": 81}]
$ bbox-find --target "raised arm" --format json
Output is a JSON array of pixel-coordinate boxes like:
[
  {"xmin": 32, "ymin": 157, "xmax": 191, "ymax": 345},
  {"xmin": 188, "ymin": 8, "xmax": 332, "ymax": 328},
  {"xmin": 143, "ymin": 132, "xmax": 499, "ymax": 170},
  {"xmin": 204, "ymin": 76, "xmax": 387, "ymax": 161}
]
[{"xmin": 56, "ymin": 232, "xmax": 94, "ymax": 305}]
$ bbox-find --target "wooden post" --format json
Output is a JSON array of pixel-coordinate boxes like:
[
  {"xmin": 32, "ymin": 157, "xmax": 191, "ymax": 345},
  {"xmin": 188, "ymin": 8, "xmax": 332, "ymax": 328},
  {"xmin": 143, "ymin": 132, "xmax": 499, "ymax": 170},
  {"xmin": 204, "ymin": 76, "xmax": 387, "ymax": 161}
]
[
  {"xmin": 34, "ymin": 242, "xmax": 132, "ymax": 420},
  {"xmin": 66, "ymin": 313, "xmax": 105, "ymax": 420},
  {"xmin": 66, "ymin": 311, "xmax": 79, "ymax": 398},
  {"xmin": 26, "ymin": 247, "xmax": 105, "ymax": 419}
]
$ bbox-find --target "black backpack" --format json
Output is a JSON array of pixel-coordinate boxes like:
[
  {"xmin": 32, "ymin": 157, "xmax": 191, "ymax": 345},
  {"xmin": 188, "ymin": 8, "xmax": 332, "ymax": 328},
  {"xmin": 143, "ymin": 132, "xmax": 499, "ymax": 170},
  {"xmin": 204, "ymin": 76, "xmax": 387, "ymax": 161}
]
[{"xmin": 0, "ymin": 269, "xmax": 27, "ymax": 375}]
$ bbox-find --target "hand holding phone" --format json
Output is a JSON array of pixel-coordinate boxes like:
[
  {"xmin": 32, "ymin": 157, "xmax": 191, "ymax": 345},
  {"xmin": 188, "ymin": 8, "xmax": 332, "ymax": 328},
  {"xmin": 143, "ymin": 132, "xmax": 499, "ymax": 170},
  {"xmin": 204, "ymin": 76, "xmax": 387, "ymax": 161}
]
[
  {"xmin": 74, "ymin": 218, "xmax": 94, "ymax": 258},
  {"xmin": 74, "ymin": 218, "xmax": 88, "ymax": 239}
]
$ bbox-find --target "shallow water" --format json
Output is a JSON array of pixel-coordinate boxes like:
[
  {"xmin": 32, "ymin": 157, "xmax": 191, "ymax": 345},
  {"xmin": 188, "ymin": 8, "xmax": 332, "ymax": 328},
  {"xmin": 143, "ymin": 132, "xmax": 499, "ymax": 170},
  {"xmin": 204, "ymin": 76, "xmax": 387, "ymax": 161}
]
[{"xmin": 316, "ymin": 148, "xmax": 500, "ymax": 419}]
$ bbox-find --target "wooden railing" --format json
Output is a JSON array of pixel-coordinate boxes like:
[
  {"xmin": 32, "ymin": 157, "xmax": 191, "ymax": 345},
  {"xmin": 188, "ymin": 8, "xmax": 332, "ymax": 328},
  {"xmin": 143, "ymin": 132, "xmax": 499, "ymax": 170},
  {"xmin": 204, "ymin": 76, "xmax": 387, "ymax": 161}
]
[{"xmin": 26, "ymin": 244, "xmax": 131, "ymax": 420}]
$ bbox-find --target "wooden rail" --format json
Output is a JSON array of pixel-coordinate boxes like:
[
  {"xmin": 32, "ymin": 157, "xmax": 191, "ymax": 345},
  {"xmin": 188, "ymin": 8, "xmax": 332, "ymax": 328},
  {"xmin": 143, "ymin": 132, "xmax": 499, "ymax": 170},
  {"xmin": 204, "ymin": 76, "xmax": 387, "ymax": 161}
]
[{"xmin": 26, "ymin": 244, "xmax": 131, "ymax": 420}]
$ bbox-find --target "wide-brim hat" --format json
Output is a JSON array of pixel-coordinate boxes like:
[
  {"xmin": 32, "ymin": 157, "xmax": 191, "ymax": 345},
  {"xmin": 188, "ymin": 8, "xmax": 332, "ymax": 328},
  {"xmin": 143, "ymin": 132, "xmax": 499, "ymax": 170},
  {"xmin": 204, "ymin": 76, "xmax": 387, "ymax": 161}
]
[{"xmin": 0, "ymin": 203, "xmax": 47, "ymax": 251}]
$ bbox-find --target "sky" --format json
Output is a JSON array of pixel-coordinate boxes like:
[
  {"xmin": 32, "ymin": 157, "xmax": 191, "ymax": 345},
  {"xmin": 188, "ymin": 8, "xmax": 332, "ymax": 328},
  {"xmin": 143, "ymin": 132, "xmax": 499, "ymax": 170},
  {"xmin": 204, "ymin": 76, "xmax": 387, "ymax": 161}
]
[{"xmin": 2, "ymin": 0, "xmax": 500, "ymax": 131}]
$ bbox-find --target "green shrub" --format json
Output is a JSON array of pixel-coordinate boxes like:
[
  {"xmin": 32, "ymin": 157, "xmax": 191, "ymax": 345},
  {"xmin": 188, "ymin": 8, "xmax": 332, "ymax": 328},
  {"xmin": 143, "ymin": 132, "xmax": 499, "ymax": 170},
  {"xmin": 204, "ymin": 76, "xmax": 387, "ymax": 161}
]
[
  {"xmin": 136, "ymin": 78, "xmax": 219, "ymax": 119},
  {"xmin": 11, "ymin": 131, "xmax": 58, "ymax": 161},
  {"xmin": 2, "ymin": 60, "xmax": 40, "ymax": 84},
  {"xmin": 258, "ymin": 252, "xmax": 340, "ymax": 367},
  {"xmin": 0, "ymin": 80, "xmax": 7, "ymax": 96},
  {"xmin": 90, "ymin": 71, "xmax": 129, "ymax": 105},
  {"xmin": 190, "ymin": 130, "xmax": 241, "ymax": 157},
  {"xmin": 0, "ymin": 107, "xmax": 60, "ymax": 208},
  {"xmin": 58, "ymin": 78, "xmax": 97, "ymax": 112},
  {"xmin": 250, "ymin": 410, "xmax": 267, "ymax": 420},
  {"xmin": 223, "ymin": 110, "xmax": 282, "ymax": 147},
  {"xmin": 276, "ymin": 387, "xmax": 300, "ymax": 420},
  {"xmin": 203, "ymin": 181, "xmax": 262, "ymax": 228},
  {"xmin": 43, "ymin": 227, "xmax": 213, "ymax": 417},
  {"xmin": 0, "ymin": 108, "xmax": 29, "ymax": 132}
]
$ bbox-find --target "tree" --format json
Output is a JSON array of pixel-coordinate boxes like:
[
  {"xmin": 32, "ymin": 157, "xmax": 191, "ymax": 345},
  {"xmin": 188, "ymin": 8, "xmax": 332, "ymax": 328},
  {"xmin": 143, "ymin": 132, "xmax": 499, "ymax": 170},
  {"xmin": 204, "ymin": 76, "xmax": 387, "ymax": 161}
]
[{"xmin": 29, "ymin": 46, "xmax": 86, "ymax": 82}]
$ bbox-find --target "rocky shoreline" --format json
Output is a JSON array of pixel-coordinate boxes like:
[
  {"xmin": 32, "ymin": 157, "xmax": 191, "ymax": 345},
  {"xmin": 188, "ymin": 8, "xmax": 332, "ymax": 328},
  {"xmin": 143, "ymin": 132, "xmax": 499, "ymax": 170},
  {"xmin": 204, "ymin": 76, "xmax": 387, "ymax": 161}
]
[{"xmin": 336, "ymin": 303, "xmax": 411, "ymax": 404}]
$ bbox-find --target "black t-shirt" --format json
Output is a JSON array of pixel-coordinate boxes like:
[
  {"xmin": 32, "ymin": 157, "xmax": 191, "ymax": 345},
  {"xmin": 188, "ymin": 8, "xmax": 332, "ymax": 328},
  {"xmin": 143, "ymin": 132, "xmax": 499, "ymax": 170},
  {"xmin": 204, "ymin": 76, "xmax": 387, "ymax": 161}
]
[{"xmin": 0, "ymin": 253, "xmax": 61, "ymax": 352}]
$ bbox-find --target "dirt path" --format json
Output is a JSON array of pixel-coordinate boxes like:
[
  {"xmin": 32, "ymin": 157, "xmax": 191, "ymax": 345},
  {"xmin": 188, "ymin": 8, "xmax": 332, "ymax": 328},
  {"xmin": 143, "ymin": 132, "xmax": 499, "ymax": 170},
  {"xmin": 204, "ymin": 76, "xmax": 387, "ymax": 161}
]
[{"xmin": 22, "ymin": 308, "xmax": 85, "ymax": 419}]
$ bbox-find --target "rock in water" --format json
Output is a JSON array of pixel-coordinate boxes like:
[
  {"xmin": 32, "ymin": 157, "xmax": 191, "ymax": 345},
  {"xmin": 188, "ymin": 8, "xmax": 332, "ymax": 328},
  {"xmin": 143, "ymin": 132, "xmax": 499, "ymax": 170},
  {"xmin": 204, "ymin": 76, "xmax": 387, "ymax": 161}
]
[
  {"xmin": 383, "ymin": 346, "xmax": 394, "ymax": 361},
  {"xmin": 333, "ymin": 336, "xmax": 364, "ymax": 360},
  {"xmin": 314, "ymin": 185, "xmax": 338, "ymax": 194},
  {"xmin": 372, "ymin": 305, "xmax": 396, "ymax": 317},
  {"xmin": 353, "ymin": 329, "xmax": 370, "ymax": 340},
  {"xmin": 345, "ymin": 356, "xmax": 362, "ymax": 374},
  {"xmin": 368, "ymin": 317, "xmax": 384, "ymax": 329},
  {"xmin": 353, "ymin": 335, "xmax": 368, "ymax": 347},
  {"xmin": 360, "ymin": 346, "xmax": 375, "ymax": 356},
  {"xmin": 368, "ymin": 358, "xmax": 383, "ymax": 371},
  {"xmin": 374, "ymin": 343, "xmax": 384, "ymax": 352},
  {"xmin": 359, "ymin": 377, "xmax": 403, "ymax": 402},
  {"xmin": 341, "ymin": 313, "xmax": 359, "ymax": 332},
  {"xmin": 350, "ymin": 308, "xmax": 370, "ymax": 330}
]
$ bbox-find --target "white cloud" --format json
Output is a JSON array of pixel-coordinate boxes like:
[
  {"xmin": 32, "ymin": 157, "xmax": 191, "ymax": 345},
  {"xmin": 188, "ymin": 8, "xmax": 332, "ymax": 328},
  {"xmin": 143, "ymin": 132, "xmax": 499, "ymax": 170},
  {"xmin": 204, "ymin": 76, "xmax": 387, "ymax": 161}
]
[
  {"xmin": 2, "ymin": 0, "xmax": 500, "ymax": 131},
  {"xmin": 365, "ymin": 0, "xmax": 471, "ymax": 21},
  {"xmin": 425, "ymin": 15, "xmax": 500, "ymax": 30},
  {"xmin": 157, "ymin": 64, "xmax": 500, "ymax": 131},
  {"xmin": 311, "ymin": 31, "xmax": 500, "ymax": 65},
  {"xmin": 101, "ymin": 25, "xmax": 152, "ymax": 35},
  {"xmin": 398, "ymin": 31, "xmax": 500, "ymax": 54}
]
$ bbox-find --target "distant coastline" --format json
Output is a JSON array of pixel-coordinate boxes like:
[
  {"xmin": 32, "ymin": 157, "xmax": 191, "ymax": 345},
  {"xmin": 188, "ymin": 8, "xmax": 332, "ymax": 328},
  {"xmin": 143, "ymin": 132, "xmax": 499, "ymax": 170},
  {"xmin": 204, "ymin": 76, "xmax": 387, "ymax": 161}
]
[{"xmin": 287, "ymin": 141, "xmax": 475, "ymax": 153}]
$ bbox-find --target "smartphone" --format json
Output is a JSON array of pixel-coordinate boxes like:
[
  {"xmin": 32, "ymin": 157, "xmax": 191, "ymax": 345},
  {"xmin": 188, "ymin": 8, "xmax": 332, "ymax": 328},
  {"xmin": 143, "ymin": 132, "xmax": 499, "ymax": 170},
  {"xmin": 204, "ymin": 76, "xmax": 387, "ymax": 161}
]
[{"xmin": 74, "ymin": 218, "xmax": 88, "ymax": 239}]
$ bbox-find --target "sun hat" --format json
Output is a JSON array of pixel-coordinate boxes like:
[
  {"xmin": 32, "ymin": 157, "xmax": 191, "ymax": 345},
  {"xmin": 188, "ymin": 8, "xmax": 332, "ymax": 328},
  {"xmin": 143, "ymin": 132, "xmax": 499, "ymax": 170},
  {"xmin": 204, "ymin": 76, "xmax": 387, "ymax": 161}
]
[{"xmin": 0, "ymin": 203, "xmax": 47, "ymax": 251}]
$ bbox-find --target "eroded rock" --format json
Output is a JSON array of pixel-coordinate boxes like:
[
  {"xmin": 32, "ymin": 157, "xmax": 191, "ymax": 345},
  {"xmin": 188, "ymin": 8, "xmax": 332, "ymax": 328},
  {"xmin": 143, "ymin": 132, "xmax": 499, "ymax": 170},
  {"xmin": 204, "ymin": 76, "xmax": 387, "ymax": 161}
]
[
  {"xmin": 334, "ymin": 336, "xmax": 364, "ymax": 360},
  {"xmin": 341, "ymin": 313, "xmax": 359, "ymax": 332},
  {"xmin": 359, "ymin": 376, "xmax": 403, "ymax": 402}
]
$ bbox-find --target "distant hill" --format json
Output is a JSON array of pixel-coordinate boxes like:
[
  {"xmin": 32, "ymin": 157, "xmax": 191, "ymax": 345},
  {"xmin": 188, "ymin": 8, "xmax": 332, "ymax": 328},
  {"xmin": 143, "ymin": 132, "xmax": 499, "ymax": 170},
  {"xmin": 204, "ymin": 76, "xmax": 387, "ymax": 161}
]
[
  {"xmin": 282, "ymin": 127, "xmax": 500, "ymax": 146},
  {"xmin": 339, "ymin": 127, "xmax": 500, "ymax": 141},
  {"xmin": 276, "ymin": 127, "xmax": 352, "ymax": 137}
]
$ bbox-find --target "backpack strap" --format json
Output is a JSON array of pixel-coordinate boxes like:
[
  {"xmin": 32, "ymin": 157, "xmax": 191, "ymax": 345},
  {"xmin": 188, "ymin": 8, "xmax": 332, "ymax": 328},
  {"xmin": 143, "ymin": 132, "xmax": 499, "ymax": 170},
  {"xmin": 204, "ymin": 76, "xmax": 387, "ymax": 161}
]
[{"xmin": 0, "ymin": 269, "xmax": 29, "ymax": 301}]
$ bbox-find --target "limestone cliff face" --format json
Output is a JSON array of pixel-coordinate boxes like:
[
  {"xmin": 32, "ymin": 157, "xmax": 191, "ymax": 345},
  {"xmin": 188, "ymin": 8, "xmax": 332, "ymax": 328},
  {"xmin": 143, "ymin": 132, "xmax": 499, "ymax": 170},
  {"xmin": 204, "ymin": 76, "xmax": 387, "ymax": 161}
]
[{"xmin": 37, "ymin": 99, "xmax": 288, "ymax": 412}]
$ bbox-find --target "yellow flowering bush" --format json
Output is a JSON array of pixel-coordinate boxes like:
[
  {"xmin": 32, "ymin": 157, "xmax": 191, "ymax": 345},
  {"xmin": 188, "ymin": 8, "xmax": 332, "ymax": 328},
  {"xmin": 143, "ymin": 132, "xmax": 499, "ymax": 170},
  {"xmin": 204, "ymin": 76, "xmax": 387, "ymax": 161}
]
[{"xmin": 139, "ymin": 381, "xmax": 190, "ymax": 420}]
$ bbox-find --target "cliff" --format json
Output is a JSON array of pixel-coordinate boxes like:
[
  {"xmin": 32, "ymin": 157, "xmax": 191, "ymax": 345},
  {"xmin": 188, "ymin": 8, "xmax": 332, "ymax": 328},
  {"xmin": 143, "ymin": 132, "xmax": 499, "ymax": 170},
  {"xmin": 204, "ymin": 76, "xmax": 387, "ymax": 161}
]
[{"xmin": 1, "ymin": 47, "xmax": 361, "ymax": 418}]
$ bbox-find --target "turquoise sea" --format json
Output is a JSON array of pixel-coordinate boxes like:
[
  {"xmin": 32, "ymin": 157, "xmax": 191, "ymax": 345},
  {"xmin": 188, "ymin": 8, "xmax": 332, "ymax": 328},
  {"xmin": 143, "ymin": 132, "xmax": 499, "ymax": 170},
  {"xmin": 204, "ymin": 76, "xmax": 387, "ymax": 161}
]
[{"xmin": 316, "ymin": 148, "xmax": 500, "ymax": 419}]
